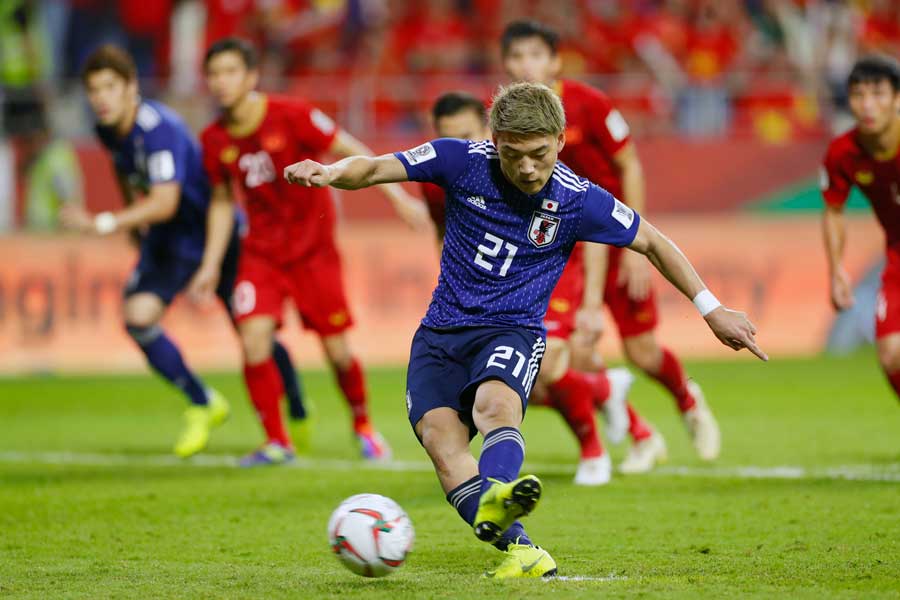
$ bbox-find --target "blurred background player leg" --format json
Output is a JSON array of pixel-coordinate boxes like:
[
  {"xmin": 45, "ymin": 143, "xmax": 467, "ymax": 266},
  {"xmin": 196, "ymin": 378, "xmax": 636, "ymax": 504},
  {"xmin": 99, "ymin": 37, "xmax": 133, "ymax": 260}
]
[{"xmin": 273, "ymin": 341, "xmax": 312, "ymax": 453}]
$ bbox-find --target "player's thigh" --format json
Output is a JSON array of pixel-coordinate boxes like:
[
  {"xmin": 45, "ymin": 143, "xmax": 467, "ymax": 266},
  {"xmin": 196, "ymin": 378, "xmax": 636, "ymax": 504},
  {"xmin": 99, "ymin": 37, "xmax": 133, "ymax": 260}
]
[
  {"xmin": 237, "ymin": 315, "xmax": 278, "ymax": 364},
  {"xmin": 215, "ymin": 228, "xmax": 242, "ymax": 312},
  {"xmin": 123, "ymin": 292, "xmax": 167, "ymax": 327},
  {"xmin": 536, "ymin": 336, "xmax": 570, "ymax": 385},
  {"xmin": 291, "ymin": 244, "xmax": 354, "ymax": 337},
  {"xmin": 415, "ymin": 407, "xmax": 478, "ymax": 492},
  {"xmin": 622, "ymin": 330, "xmax": 664, "ymax": 372},
  {"xmin": 232, "ymin": 253, "xmax": 288, "ymax": 328}
]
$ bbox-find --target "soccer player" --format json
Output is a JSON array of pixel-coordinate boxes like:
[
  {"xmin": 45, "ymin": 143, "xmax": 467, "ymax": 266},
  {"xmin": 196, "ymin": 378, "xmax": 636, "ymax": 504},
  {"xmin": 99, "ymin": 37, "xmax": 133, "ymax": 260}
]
[
  {"xmin": 284, "ymin": 81, "xmax": 766, "ymax": 577},
  {"xmin": 425, "ymin": 91, "xmax": 662, "ymax": 484},
  {"xmin": 822, "ymin": 55, "xmax": 900, "ymax": 401},
  {"xmin": 500, "ymin": 20, "xmax": 717, "ymax": 465},
  {"xmin": 60, "ymin": 44, "xmax": 306, "ymax": 458},
  {"xmin": 198, "ymin": 37, "xmax": 429, "ymax": 466}
]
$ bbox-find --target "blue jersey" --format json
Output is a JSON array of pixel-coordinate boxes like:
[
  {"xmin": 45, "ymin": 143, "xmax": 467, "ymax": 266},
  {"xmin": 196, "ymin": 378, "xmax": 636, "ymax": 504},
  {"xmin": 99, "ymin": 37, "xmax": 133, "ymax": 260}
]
[
  {"xmin": 96, "ymin": 100, "xmax": 212, "ymax": 262},
  {"xmin": 395, "ymin": 138, "xmax": 641, "ymax": 332}
]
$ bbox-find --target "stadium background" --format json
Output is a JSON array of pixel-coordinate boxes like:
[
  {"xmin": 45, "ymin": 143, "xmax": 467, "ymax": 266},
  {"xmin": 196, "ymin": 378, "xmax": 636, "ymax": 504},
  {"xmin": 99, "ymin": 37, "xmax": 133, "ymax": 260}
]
[{"xmin": 1, "ymin": 0, "xmax": 898, "ymax": 373}]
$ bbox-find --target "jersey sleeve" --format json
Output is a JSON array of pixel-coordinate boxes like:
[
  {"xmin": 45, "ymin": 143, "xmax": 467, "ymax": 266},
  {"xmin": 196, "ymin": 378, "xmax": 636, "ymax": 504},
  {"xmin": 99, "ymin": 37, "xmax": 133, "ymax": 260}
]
[
  {"xmin": 585, "ymin": 91, "xmax": 631, "ymax": 157},
  {"xmin": 821, "ymin": 144, "xmax": 852, "ymax": 209},
  {"xmin": 393, "ymin": 138, "xmax": 469, "ymax": 187},
  {"xmin": 577, "ymin": 184, "xmax": 641, "ymax": 247},
  {"xmin": 288, "ymin": 100, "xmax": 339, "ymax": 154},
  {"xmin": 142, "ymin": 121, "xmax": 189, "ymax": 186}
]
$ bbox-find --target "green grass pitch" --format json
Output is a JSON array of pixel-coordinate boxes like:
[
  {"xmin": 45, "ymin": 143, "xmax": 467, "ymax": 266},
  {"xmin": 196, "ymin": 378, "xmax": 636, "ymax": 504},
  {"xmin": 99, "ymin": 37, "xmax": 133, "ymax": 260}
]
[{"xmin": 1, "ymin": 351, "xmax": 898, "ymax": 599}]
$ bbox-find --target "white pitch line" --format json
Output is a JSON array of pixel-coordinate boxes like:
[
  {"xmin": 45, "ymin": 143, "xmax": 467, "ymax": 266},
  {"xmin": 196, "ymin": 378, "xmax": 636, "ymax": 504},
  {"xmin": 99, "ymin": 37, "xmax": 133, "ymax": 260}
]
[
  {"xmin": 546, "ymin": 574, "xmax": 629, "ymax": 583},
  {"xmin": 0, "ymin": 451, "xmax": 897, "ymax": 482}
]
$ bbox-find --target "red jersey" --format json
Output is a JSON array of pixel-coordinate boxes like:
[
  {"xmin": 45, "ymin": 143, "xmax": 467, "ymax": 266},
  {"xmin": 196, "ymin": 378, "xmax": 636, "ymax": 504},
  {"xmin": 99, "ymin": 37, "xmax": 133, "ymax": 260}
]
[
  {"xmin": 822, "ymin": 128, "xmax": 900, "ymax": 250},
  {"xmin": 556, "ymin": 78, "xmax": 631, "ymax": 199},
  {"xmin": 201, "ymin": 95, "xmax": 339, "ymax": 263},
  {"xmin": 421, "ymin": 182, "xmax": 446, "ymax": 229}
]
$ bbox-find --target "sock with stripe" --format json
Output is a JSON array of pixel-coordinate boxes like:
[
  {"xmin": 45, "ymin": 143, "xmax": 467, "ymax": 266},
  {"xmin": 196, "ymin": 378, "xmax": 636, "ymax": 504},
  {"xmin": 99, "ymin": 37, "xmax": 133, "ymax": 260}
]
[
  {"xmin": 446, "ymin": 475, "xmax": 532, "ymax": 551},
  {"xmin": 478, "ymin": 426, "xmax": 526, "ymax": 492},
  {"xmin": 126, "ymin": 324, "xmax": 207, "ymax": 406}
]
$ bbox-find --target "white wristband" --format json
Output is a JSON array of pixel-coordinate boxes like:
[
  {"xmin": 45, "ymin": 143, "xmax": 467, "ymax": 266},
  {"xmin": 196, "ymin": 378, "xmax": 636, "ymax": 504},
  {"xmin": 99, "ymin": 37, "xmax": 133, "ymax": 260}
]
[
  {"xmin": 692, "ymin": 289, "xmax": 721, "ymax": 317},
  {"xmin": 94, "ymin": 212, "xmax": 118, "ymax": 235}
]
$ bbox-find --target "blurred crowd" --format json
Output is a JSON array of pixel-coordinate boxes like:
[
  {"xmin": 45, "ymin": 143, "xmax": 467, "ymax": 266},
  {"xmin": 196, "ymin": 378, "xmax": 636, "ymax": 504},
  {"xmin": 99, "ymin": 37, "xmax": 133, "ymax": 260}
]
[{"xmin": 0, "ymin": 0, "xmax": 898, "ymax": 230}]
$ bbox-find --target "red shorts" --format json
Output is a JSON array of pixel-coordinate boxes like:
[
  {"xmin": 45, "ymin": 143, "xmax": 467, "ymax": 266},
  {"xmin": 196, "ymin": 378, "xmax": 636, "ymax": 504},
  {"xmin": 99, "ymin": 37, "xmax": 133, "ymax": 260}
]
[
  {"xmin": 231, "ymin": 243, "xmax": 353, "ymax": 336},
  {"xmin": 544, "ymin": 246, "xmax": 584, "ymax": 340},
  {"xmin": 876, "ymin": 249, "xmax": 900, "ymax": 338},
  {"xmin": 604, "ymin": 246, "xmax": 658, "ymax": 338}
]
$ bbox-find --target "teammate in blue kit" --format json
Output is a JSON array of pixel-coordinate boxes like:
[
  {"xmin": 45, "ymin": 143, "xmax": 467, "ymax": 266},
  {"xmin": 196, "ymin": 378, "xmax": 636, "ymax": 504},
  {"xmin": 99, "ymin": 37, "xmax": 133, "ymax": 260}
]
[
  {"xmin": 61, "ymin": 45, "xmax": 307, "ymax": 458},
  {"xmin": 284, "ymin": 82, "xmax": 766, "ymax": 578}
]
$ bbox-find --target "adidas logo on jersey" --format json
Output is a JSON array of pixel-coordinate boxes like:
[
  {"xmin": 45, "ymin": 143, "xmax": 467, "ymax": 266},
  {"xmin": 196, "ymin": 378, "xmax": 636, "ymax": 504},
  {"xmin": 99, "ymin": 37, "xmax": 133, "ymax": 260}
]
[{"xmin": 467, "ymin": 195, "xmax": 487, "ymax": 210}]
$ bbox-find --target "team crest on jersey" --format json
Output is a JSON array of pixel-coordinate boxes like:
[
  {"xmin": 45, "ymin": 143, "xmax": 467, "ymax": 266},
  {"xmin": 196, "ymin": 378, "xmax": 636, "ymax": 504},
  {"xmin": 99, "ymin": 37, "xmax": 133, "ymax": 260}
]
[
  {"xmin": 404, "ymin": 142, "xmax": 437, "ymax": 165},
  {"xmin": 220, "ymin": 145, "xmax": 239, "ymax": 164},
  {"xmin": 855, "ymin": 171, "xmax": 874, "ymax": 185},
  {"xmin": 262, "ymin": 132, "xmax": 287, "ymax": 153},
  {"xmin": 528, "ymin": 211, "xmax": 560, "ymax": 247}
]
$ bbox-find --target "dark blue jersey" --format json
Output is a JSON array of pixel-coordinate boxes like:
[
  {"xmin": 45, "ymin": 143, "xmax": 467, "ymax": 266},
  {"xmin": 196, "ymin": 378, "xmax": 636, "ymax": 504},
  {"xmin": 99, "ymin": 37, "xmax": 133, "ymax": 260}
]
[
  {"xmin": 96, "ymin": 100, "xmax": 212, "ymax": 262},
  {"xmin": 395, "ymin": 138, "xmax": 640, "ymax": 332}
]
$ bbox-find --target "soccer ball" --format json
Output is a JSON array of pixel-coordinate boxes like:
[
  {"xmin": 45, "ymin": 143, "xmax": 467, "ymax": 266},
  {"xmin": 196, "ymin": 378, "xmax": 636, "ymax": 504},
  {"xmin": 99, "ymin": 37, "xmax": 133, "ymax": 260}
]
[{"xmin": 327, "ymin": 493, "xmax": 414, "ymax": 577}]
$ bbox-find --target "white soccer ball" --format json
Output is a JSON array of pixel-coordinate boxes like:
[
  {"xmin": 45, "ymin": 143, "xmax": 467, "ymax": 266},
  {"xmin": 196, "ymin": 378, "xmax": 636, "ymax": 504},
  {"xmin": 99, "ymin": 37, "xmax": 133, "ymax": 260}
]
[{"xmin": 327, "ymin": 493, "xmax": 414, "ymax": 578}]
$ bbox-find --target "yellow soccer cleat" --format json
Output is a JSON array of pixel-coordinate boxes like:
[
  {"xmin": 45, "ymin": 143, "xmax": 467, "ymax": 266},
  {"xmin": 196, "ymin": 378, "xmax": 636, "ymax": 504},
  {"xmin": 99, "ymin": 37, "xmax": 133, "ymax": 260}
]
[
  {"xmin": 485, "ymin": 543, "xmax": 557, "ymax": 579},
  {"xmin": 473, "ymin": 475, "xmax": 542, "ymax": 543},
  {"xmin": 173, "ymin": 389, "xmax": 230, "ymax": 458}
]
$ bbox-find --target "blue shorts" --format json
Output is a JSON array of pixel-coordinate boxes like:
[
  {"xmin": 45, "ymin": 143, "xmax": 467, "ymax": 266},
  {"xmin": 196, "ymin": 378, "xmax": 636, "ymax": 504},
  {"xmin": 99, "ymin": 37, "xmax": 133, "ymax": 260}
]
[
  {"xmin": 124, "ymin": 229, "xmax": 240, "ymax": 308},
  {"xmin": 405, "ymin": 325, "xmax": 546, "ymax": 440}
]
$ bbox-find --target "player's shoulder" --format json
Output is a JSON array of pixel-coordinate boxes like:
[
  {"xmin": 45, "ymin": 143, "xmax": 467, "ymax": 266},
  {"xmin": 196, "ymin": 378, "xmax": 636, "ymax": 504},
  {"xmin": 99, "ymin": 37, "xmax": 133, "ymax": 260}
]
[
  {"xmin": 561, "ymin": 78, "xmax": 613, "ymax": 107},
  {"xmin": 268, "ymin": 94, "xmax": 337, "ymax": 133},
  {"xmin": 135, "ymin": 100, "xmax": 182, "ymax": 134},
  {"xmin": 551, "ymin": 160, "xmax": 591, "ymax": 196},
  {"xmin": 199, "ymin": 116, "xmax": 229, "ymax": 147},
  {"xmin": 825, "ymin": 128, "xmax": 861, "ymax": 162}
]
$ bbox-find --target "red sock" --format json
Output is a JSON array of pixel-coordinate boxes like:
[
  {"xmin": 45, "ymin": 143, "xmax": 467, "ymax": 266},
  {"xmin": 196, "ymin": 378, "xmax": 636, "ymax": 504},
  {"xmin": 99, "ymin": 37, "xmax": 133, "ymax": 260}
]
[
  {"xmin": 243, "ymin": 359, "xmax": 290, "ymax": 447},
  {"xmin": 336, "ymin": 358, "xmax": 370, "ymax": 430},
  {"xmin": 886, "ymin": 371, "xmax": 900, "ymax": 400},
  {"xmin": 583, "ymin": 369, "xmax": 611, "ymax": 409},
  {"xmin": 648, "ymin": 347, "xmax": 696, "ymax": 413},
  {"xmin": 548, "ymin": 370, "xmax": 605, "ymax": 459},
  {"xmin": 627, "ymin": 403, "xmax": 653, "ymax": 442}
]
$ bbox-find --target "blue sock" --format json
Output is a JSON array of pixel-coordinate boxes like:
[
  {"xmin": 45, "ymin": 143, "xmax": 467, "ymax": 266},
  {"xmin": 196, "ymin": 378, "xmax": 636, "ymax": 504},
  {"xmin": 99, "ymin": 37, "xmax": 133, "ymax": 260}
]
[
  {"xmin": 272, "ymin": 340, "xmax": 306, "ymax": 419},
  {"xmin": 447, "ymin": 475, "xmax": 532, "ymax": 551},
  {"xmin": 478, "ymin": 427, "xmax": 525, "ymax": 492},
  {"xmin": 127, "ymin": 325, "xmax": 208, "ymax": 406}
]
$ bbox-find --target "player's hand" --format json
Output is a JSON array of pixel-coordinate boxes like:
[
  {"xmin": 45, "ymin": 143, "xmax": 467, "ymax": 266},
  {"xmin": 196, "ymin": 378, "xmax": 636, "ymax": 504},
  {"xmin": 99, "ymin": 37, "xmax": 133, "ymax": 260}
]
[
  {"xmin": 830, "ymin": 269, "xmax": 855, "ymax": 311},
  {"xmin": 704, "ymin": 306, "xmax": 768, "ymax": 361},
  {"xmin": 284, "ymin": 160, "xmax": 331, "ymax": 187},
  {"xmin": 574, "ymin": 303, "xmax": 605, "ymax": 341},
  {"xmin": 59, "ymin": 203, "xmax": 94, "ymax": 233},
  {"xmin": 618, "ymin": 249, "xmax": 652, "ymax": 301},
  {"xmin": 187, "ymin": 262, "xmax": 220, "ymax": 306},
  {"xmin": 390, "ymin": 191, "xmax": 432, "ymax": 232}
]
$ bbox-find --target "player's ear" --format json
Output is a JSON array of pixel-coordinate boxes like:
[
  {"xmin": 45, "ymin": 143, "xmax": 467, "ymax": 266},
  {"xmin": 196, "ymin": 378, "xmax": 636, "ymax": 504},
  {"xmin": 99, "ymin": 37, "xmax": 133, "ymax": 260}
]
[
  {"xmin": 247, "ymin": 67, "xmax": 260, "ymax": 90},
  {"xmin": 551, "ymin": 53, "xmax": 562, "ymax": 77},
  {"xmin": 556, "ymin": 132, "xmax": 565, "ymax": 154}
]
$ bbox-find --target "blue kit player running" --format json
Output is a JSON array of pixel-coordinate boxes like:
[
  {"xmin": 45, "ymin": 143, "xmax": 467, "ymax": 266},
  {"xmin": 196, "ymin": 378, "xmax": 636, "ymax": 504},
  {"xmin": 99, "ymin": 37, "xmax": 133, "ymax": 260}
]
[
  {"xmin": 284, "ymin": 82, "xmax": 767, "ymax": 578},
  {"xmin": 62, "ymin": 45, "xmax": 306, "ymax": 458}
]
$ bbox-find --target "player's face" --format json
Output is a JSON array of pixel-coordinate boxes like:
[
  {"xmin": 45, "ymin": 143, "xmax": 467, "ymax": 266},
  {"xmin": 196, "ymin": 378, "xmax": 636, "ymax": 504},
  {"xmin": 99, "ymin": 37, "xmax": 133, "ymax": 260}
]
[
  {"xmin": 848, "ymin": 79, "xmax": 900, "ymax": 136},
  {"xmin": 84, "ymin": 70, "xmax": 137, "ymax": 128},
  {"xmin": 502, "ymin": 37, "xmax": 561, "ymax": 86},
  {"xmin": 205, "ymin": 51, "xmax": 259, "ymax": 110},
  {"xmin": 434, "ymin": 110, "xmax": 490, "ymax": 141},
  {"xmin": 494, "ymin": 131, "xmax": 566, "ymax": 195}
]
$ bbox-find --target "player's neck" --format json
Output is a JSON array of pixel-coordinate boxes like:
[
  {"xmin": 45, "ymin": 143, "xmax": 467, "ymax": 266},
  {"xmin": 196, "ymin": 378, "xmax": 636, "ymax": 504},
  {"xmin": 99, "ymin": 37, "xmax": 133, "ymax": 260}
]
[
  {"xmin": 858, "ymin": 117, "xmax": 900, "ymax": 161},
  {"xmin": 114, "ymin": 99, "xmax": 140, "ymax": 138},
  {"xmin": 225, "ymin": 91, "xmax": 268, "ymax": 138}
]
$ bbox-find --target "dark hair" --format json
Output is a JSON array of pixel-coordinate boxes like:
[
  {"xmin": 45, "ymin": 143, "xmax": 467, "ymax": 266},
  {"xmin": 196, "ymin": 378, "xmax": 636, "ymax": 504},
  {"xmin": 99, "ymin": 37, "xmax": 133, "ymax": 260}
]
[
  {"xmin": 848, "ymin": 55, "xmax": 900, "ymax": 92},
  {"xmin": 81, "ymin": 44, "xmax": 137, "ymax": 84},
  {"xmin": 431, "ymin": 91, "xmax": 487, "ymax": 122},
  {"xmin": 500, "ymin": 20, "xmax": 559, "ymax": 56},
  {"xmin": 204, "ymin": 37, "xmax": 259, "ymax": 70}
]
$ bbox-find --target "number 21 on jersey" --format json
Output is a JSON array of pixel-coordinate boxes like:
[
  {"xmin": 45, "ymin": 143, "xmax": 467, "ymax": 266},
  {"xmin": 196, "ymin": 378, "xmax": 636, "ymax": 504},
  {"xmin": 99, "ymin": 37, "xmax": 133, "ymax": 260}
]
[{"xmin": 474, "ymin": 233, "xmax": 518, "ymax": 276}]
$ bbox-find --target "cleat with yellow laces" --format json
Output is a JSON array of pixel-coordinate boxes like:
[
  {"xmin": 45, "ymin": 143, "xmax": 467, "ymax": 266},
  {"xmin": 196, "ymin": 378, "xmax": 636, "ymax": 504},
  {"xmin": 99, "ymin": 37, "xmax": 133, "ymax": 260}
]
[
  {"xmin": 173, "ymin": 389, "xmax": 230, "ymax": 458},
  {"xmin": 484, "ymin": 543, "xmax": 557, "ymax": 579},
  {"xmin": 473, "ymin": 475, "xmax": 542, "ymax": 543}
]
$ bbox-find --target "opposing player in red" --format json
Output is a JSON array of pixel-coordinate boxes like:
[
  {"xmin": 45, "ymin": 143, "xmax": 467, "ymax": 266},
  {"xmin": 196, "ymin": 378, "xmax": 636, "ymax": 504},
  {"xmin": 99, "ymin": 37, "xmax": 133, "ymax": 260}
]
[
  {"xmin": 195, "ymin": 37, "xmax": 429, "ymax": 466},
  {"xmin": 501, "ymin": 20, "xmax": 719, "ymax": 465},
  {"xmin": 822, "ymin": 55, "xmax": 900, "ymax": 401},
  {"xmin": 424, "ymin": 91, "xmax": 662, "ymax": 484}
]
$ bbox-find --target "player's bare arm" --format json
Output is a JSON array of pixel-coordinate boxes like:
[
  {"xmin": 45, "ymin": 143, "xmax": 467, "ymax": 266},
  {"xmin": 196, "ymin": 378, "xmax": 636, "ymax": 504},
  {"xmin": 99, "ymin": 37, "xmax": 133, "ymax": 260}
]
[
  {"xmin": 189, "ymin": 182, "xmax": 235, "ymax": 303},
  {"xmin": 613, "ymin": 142, "xmax": 652, "ymax": 301},
  {"xmin": 628, "ymin": 219, "xmax": 768, "ymax": 361},
  {"xmin": 574, "ymin": 242, "xmax": 607, "ymax": 343},
  {"xmin": 822, "ymin": 203, "xmax": 855, "ymax": 311},
  {"xmin": 61, "ymin": 181, "xmax": 181, "ymax": 235},
  {"xmin": 329, "ymin": 131, "xmax": 430, "ymax": 230},
  {"xmin": 284, "ymin": 154, "xmax": 409, "ymax": 189}
]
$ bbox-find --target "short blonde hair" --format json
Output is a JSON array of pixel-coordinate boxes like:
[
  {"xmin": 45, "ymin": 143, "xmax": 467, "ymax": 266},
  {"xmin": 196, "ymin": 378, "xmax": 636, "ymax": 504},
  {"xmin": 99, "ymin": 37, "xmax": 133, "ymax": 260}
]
[{"xmin": 489, "ymin": 82, "xmax": 566, "ymax": 137}]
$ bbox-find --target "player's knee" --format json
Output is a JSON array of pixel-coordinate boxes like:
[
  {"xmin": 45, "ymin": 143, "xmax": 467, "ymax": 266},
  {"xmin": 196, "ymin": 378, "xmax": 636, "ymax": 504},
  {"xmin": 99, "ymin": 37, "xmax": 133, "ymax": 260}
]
[
  {"xmin": 418, "ymin": 415, "xmax": 464, "ymax": 479},
  {"xmin": 878, "ymin": 343, "xmax": 900, "ymax": 373},
  {"xmin": 322, "ymin": 335, "xmax": 354, "ymax": 371},
  {"xmin": 538, "ymin": 340, "xmax": 569, "ymax": 385},
  {"xmin": 241, "ymin": 330, "xmax": 273, "ymax": 365},
  {"xmin": 124, "ymin": 323, "xmax": 163, "ymax": 347},
  {"xmin": 472, "ymin": 391, "xmax": 520, "ymax": 430},
  {"xmin": 624, "ymin": 336, "xmax": 661, "ymax": 372}
]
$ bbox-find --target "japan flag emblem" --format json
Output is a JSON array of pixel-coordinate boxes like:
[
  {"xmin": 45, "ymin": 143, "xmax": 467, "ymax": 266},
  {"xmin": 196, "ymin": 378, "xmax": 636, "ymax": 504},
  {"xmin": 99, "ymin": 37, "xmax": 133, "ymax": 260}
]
[{"xmin": 528, "ymin": 211, "xmax": 560, "ymax": 247}]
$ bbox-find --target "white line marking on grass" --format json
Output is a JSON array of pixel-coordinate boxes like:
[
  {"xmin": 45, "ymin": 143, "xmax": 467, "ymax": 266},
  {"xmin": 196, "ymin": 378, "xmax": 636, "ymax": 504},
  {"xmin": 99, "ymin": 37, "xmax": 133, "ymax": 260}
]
[
  {"xmin": 0, "ymin": 451, "xmax": 897, "ymax": 482},
  {"xmin": 546, "ymin": 575, "xmax": 629, "ymax": 583}
]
